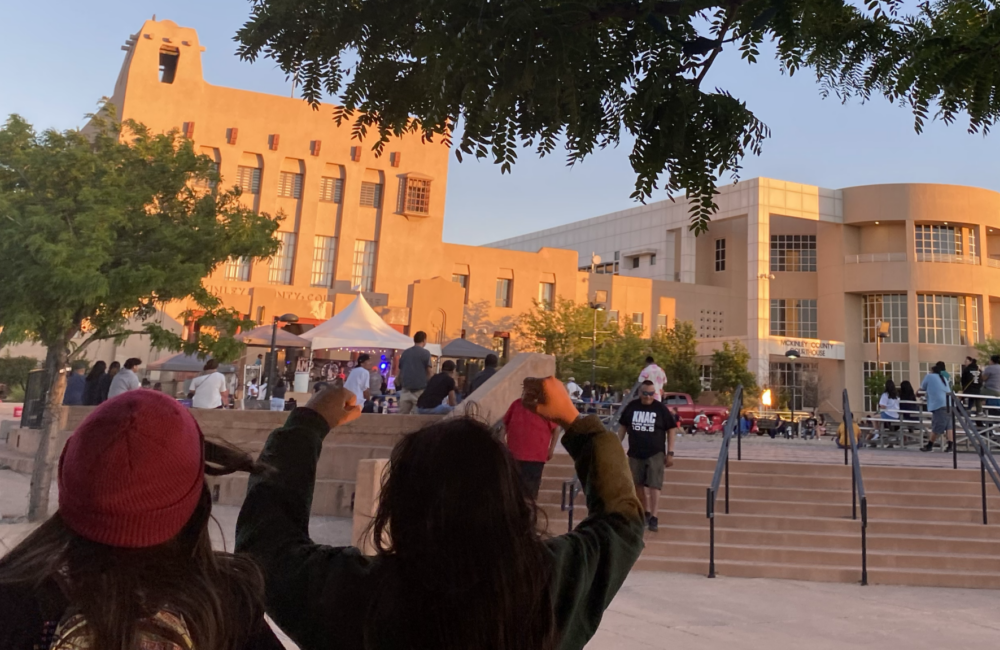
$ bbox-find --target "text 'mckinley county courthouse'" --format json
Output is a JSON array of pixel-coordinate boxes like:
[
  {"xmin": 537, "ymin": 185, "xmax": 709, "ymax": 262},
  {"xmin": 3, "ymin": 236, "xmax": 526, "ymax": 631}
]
[{"xmin": 492, "ymin": 179, "xmax": 1000, "ymax": 414}]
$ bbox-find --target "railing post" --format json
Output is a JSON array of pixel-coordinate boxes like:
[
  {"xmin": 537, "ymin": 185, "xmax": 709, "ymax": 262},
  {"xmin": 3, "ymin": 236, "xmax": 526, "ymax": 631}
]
[
  {"xmin": 725, "ymin": 457, "xmax": 730, "ymax": 515},
  {"xmin": 861, "ymin": 499, "xmax": 868, "ymax": 586},
  {"xmin": 983, "ymin": 452, "xmax": 989, "ymax": 526},
  {"xmin": 951, "ymin": 394, "xmax": 958, "ymax": 469},
  {"xmin": 852, "ymin": 471, "xmax": 857, "ymax": 521},
  {"xmin": 844, "ymin": 441, "xmax": 848, "ymax": 466},
  {"xmin": 707, "ymin": 488, "xmax": 716, "ymax": 579},
  {"xmin": 737, "ymin": 425, "xmax": 742, "ymax": 461}
]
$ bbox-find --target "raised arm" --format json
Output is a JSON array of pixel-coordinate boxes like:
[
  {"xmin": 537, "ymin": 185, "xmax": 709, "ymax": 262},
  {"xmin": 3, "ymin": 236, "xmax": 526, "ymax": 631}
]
[
  {"xmin": 235, "ymin": 388, "xmax": 367, "ymax": 649},
  {"xmin": 523, "ymin": 378, "xmax": 645, "ymax": 650}
]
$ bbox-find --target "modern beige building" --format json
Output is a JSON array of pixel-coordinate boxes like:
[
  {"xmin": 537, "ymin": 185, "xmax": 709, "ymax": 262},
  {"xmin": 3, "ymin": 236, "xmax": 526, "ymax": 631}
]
[{"xmin": 493, "ymin": 178, "xmax": 1000, "ymax": 414}]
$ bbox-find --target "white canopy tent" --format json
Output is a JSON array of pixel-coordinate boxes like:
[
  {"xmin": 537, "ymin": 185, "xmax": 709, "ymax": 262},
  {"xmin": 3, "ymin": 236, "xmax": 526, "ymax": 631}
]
[{"xmin": 302, "ymin": 293, "xmax": 418, "ymax": 352}]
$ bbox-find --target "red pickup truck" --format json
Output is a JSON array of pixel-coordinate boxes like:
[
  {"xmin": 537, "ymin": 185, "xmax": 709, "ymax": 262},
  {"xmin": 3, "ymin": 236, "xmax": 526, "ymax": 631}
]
[{"xmin": 662, "ymin": 393, "xmax": 729, "ymax": 431}]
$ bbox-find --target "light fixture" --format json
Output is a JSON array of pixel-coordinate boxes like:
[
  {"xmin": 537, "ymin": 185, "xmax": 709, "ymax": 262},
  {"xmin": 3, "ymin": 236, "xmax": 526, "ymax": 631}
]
[
  {"xmin": 944, "ymin": 222, "xmax": 948, "ymax": 225},
  {"xmin": 875, "ymin": 221, "xmax": 880, "ymax": 225},
  {"xmin": 785, "ymin": 349, "xmax": 800, "ymax": 360},
  {"xmin": 761, "ymin": 388, "xmax": 772, "ymax": 407}
]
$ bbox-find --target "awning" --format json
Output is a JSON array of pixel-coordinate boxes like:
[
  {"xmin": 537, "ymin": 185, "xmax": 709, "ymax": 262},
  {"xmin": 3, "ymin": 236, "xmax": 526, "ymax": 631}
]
[
  {"xmin": 300, "ymin": 293, "xmax": 416, "ymax": 351},
  {"xmin": 146, "ymin": 352, "xmax": 236, "ymax": 373},
  {"xmin": 235, "ymin": 324, "xmax": 310, "ymax": 347},
  {"xmin": 441, "ymin": 338, "xmax": 494, "ymax": 359}
]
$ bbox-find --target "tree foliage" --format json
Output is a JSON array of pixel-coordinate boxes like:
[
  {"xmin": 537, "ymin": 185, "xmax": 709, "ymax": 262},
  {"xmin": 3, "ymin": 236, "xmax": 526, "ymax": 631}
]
[
  {"xmin": 0, "ymin": 355, "xmax": 39, "ymax": 392},
  {"xmin": 515, "ymin": 298, "xmax": 597, "ymax": 377},
  {"xmin": 0, "ymin": 109, "xmax": 280, "ymax": 518},
  {"xmin": 710, "ymin": 340, "xmax": 757, "ymax": 405},
  {"xmin": 233, "ymin": 0, "xmax": 980, "ymax": 233},
  {"xmin": 651, "ymin": 320, "xmax": 702, "ymax": 399},
  {"xmin": 975, "ymin": 337, "xmax": 1000, "ymax": 365},
  {"xmin": 595, "ymin": 321, "xmax": 647, "ymax": 390}
]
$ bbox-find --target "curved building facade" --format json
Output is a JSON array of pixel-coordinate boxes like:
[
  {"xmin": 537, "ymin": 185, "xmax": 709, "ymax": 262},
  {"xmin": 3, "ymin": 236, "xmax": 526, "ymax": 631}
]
[{"xmin": 493, "ymin": 179, "xmax": 1000, "ymax": 414}]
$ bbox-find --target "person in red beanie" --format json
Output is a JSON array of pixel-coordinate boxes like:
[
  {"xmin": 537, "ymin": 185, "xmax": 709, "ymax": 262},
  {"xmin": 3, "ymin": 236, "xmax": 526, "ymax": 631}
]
[{"xmin": 0, "ymin": 390, "xmax": 284, "ymax": 650}]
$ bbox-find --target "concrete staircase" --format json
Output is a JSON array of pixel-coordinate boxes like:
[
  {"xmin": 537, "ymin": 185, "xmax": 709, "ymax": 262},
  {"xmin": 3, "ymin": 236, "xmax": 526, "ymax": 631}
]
[{"xmin": 537, "ymin": 454, "xmax": 1000, "ymax": 589}]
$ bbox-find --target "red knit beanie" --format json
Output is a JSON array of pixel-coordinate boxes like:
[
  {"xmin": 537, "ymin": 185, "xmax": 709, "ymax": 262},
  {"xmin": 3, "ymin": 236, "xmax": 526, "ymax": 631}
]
[{"xmin": 58, "ymin": 390, "xmax": 205, "ymax": 548}]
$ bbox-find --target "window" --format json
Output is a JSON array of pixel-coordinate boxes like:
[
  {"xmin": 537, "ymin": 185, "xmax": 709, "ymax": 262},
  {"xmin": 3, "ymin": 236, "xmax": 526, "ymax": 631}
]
[
  {"xmin": 863, "ymin": 361, "xmax": 911, "ymax": 411},
  {"xmin": 715, "ymin": 239, "xmax": 726, "ymax": 272},
  {"xmin": 360, "ymin": 181, "xmax": 383, "ymax": 208},
  {"xmin": 917, "ymin": 294, "xmax": 977, "ymax": 345},
  {"xmin": 492, "ymin": 334, "xmax": 510, "ymax": 361},
  {"xmin": 770, "ymin": 235, "xmax": 817, "ymax": 272},
  {"xmin": 656, "ymin": 314, "xmax": 668, "ymax": 330},
  {"xmin": 268, "ymin": 232, "xmax": 296, "ymax": 285},
  {"xmin": 769, "ymin": 362, "xmax": 819, "ymax": 410},
  {"xmin": 595, "ymin": 290, "xmax": 608, "ymax": 304},
  {"xmin": 452, "ymin": 274, "xmax": 469, "ymax": 304},
  {"xmin": 224, "ymin": 257, "xmax": 250, "ymax": 282},
  {"xmin": 236, "ymin": 166, "xmax": 261, "ymax": 194},
  {"xmin": 402, "ymin": 177, "xmax": 431, "ymax": 214},
  {"xmin": 277, "ymin": 172, "xmax": 303, "ymax": 198},
  {"xmin": 915, "ymin": 225, "xmax": 960, "ymax": 255},
  {"xmin": 538, "ymin": 282, "xmax": 555, "ymax": 310},
  {"xmin": 159, "ymin": 49, "xmax": 178, "ymax": 83},
  {"xmin": 919, "ymin": 362, "xmax": 961, "ymax": 389},
  {"xmin": 352, "ymin": 240, "xmax": 377, "ymax": 292},
  {"xmin": 311, "ymin": 236, "xmax": 337, "ymax": 287},
  {"xmin": 863, "ymin": 294, "xmax": 908, "ymax": 343},
  {"xmin": 579, "ymin": 262, "xmax": 619, "ymax": 275},
  {"xmin": 496, "ymin": 278, "xmax": 512, "ymax": 308},
  {"xmin": 770, "ymin": 299, "xmax": 818, "ymax": 338},
  {"xmin": 700, "ymin": 365, "xmax": 713, "ymax": 391},
  {"xmin": 632, "ymin": 312, "xmax": 644, "ymax": 326},
  {"xmin": 632, "ymin": 257, "xmax": 640, "ymax": 269},
  {"xmin": 319, "ymin": 177, "xmax": 343, "ymax": 203},
  {"xmin": 650, "ymin": 254, "xmax": 656, "ymax": 266},
  {"xmin": 608, "ymin": 310, "xmax": 619, "ymax": 323},
  {"xmin": 614, "ymin": 251, "xmax": 620, "ymax": 261}
]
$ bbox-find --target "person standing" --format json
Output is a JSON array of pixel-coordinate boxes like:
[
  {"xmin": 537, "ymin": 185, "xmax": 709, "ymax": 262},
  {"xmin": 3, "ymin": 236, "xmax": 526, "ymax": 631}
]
[
  {"xmin": 617, "ymin": 379, "xmax": 681, "ymax": 532},
  {"xmin": 369, "ymin": 364, "xmax": 384, "ymax": 398},
  {"xmin": 468, "ymin": 353, "xmax": 499, "ymax": 394},
  {"xmin": 270, "ymin": 378, "xmax": 288, "ymax": 411},
  {"xmin": 189, "ymin": 359, "xmax": 230, "ymax": 409},
  {"xmin": 108, "ymin": 358, "xmax": 141, "ymax": 399},
  {"xmin": 502, "ymin": 396, "xmax": 561, "ymax": 499},
  {"xmin": 416, "ymin": 360, "xmax": 458, "ymax": 415},
  {"xmin": 82, "ymin": 361, "xmax": 106, "ymax": 406},
  {"xmin": 346, "ymin": 354, "xmax": 374, "ymax": 407},
  {"xmin": 97, "ymin": 361, "xmax": 119, "ymax": 403},
  {"xmin": 638, "ymin": 356, "xmax": 667, "ymax": 401},
  {"xmin": 962, "ymin": 356, "xmax": 983, "ymax": 411},
  {"xmin": 396, "ymin": 331, "xmax": 432, "ymax": 415},
  {"xmin": 921, "ymin": 361, "xmax": 954, "ymax": 452},
  {"xmin": 982, "ymin": 355, "xmax": 1000, "ymax": 409},
  {"xmin": 62, "ymin": 366, "xmax": 87, "ymax": 406},
  {"xmin": 565, "ymin": 377, "xmax": 582, "ymax": 400}
]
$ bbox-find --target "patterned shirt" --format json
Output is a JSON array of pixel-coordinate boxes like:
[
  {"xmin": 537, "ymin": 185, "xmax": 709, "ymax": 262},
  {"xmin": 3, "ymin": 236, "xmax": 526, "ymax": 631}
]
[{"xmin": 638, "ymin": 364, "xmax": 667, "ymax": 400}]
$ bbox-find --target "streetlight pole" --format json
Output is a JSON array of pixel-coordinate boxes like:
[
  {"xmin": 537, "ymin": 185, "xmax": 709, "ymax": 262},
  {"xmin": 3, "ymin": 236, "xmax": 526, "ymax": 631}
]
[
  {"xmin": 785, "ymin": 349, "xmax": 801, "ymax": 437},
  {"xmin": 587, "ymin": 302, "xmax": 606, "ymax": 387},
  {"xmin": 265, "ymin": 313, "xmax": 299, "ymax": 400}
]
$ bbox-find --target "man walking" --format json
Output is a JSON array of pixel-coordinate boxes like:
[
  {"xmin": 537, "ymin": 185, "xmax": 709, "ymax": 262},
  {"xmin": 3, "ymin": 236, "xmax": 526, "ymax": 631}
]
[
  {"xmin": 346, "ymin": 354, "xmax": 374, "ymax": 408},
  {"xmin": 108, "ymin": 358, "xmax": 142, "ymax": 399},
  {"xmin": 921, "ymin": 361, "xmax": 954, "ymax": 453},
  {"xmin": 618, "ymin": 379, "xmax": 681, "ymax": 532},
  {"xmin": 468, "ymin": 353, "xmax": 499, "ymax": 394},
  {"xmin": 638, "ymin": 356, "xmax": 667, "ymax": 400},
  {"xmin": 397, "ymin": 331, "xmax": 432, "ymax": 414},
  {"xmin": 416, "ymin": 360, "xmax": 458, "ymax": 414},
  {"xmin": 502, "ymin": 396, "xmax": 560, "ymax": 499}
]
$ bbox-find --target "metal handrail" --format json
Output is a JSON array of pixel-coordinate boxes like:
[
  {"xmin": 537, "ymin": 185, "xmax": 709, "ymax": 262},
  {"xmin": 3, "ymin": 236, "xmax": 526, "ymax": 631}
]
[
  {"xmin": 842, "ymin": 389, "xmax": 868, "ymax": 586},
  {"xmin": 706, "ymin": 386, "xmax": 744, "ymax": 579},
  {"xmin": 949, "ymin": 399, "xmax": 1000, "ymax": 524}
]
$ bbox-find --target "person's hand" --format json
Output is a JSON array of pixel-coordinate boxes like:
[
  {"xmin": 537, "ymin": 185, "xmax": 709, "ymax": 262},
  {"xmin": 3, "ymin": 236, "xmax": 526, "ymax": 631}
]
[
  {"xmin": 305, "ymin": 387, "xmax": 362, "ymax": 429},
  {"xmin": 547, "ymin": 447, "xmax": 555, "ymax": 462},
  {"xmin": 665, "ymin": 451, "xmax": 675, "ymax": 468},
  {"xmin": 523, "ymin": 377, "xmax": 578, "ymax": 429}
]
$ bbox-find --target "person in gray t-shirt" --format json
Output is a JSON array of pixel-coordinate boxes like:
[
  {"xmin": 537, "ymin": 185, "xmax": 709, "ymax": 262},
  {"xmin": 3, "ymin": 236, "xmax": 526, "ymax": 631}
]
[
  {"xmin": 397, "ymin": 331, "xmax": 433, "ymax": 414},
  {"xmin": 981, "ymin": 355, "xmax": 1000, "ymax": 401}
]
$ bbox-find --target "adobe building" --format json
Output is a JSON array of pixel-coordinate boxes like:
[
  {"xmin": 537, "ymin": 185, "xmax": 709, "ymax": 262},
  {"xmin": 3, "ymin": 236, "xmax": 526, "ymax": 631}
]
[
  {"xmin": 4, "ymin": 19, "xmax": 579, "ymax": 368},
  {"xmin": 493, "ymin": 178, "xmax": 1000, "ymax": 415}
]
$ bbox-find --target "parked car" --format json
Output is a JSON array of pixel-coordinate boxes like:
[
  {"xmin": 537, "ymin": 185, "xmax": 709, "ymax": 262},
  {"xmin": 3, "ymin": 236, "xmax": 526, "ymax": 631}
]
[{"xmin": 662, "ymin": 393, "xmax": 729, "ymax": 430}]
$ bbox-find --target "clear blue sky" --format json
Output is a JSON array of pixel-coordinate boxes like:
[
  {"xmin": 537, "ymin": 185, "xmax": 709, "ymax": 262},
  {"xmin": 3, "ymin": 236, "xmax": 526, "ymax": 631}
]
[{"xmin": 2, "ymin": 1, "xmax": 997, "ymax": 245}]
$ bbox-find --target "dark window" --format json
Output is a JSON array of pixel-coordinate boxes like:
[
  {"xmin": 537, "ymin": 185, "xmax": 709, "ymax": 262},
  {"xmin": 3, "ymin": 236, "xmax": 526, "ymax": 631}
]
[
  {"xmin": 159, "ymin": 49, "xmax": 179, "ymax": 84},
  {"xmin": 715, "ymin": 239, "xmax": 726, "ymax": 271}
]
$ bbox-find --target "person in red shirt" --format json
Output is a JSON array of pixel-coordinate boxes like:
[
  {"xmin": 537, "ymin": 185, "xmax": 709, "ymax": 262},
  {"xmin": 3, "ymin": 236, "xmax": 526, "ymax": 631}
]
[{"xmin": 502, "ymin": 397, "xmax": 561, "ymax": 499}]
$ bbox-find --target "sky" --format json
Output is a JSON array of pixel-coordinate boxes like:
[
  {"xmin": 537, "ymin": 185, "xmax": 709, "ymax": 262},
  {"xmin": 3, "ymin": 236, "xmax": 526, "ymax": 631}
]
[{"xmin": 2, "ymin": 1, "xmax": 997, "ymax": 246}]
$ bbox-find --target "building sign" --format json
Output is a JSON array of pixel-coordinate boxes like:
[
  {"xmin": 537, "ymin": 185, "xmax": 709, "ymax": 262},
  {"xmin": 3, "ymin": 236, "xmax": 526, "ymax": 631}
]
[{"xmin": 768, "ymin": 337, "xmax": 845, "ymax": 360}]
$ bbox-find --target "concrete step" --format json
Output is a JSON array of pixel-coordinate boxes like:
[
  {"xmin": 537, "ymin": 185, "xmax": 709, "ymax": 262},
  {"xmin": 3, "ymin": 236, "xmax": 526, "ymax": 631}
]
[
  {"xmin": 634, "ymin": 555, "xmax": 864, "ymax": 584},
  {"xmin": 539, "ymin": 492, "xmax": 855, "ymax": 518},
  {"xmin": 868, "ymin": 519, "xmax": 1000, "ymax": 540},
  {"xmin": 657, "ymin": 524, "xmax": 862, "ymax": 551},
  {"xmin": 868, "ymin": 503, "xmax": 1000, "ymax": 524},
  {"xmin": 867, "ymin": 548, "xmax": 1000, "ymax": 572},
  {"xmin": 867, "ymin": 566, "xmax": 1000, "ymax": 590},
  {"xmin": 0, "ymin": 448, "xmax": 35, "ymax": 474},
  {"xmin": 867, "ymin": 489, "xmax": 1000, "ymax": 510},
  {"xmin": 642, "ymin": 540, "xmax": 861, "ymax": 567}
]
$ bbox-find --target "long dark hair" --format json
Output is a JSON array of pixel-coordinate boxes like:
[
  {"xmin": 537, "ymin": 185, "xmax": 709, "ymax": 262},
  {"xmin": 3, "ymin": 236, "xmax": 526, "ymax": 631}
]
[
  {"xmin": 900, "ymin": 380, "xmax": 916, "ymax": 401},
  {"xmin": 85, "ymin": 360, "xmax": 106, "ymax": 382},
  {"xmin": 0, "ymin": 442, "xmax": 267, "ymax": 650},
  {"xmin": 884, "ymin": 379, "xmax": 898, "ymax": 400},
  {"xmin": 366, "ymin": 417, "xmax": 556, "ymax": 650}
]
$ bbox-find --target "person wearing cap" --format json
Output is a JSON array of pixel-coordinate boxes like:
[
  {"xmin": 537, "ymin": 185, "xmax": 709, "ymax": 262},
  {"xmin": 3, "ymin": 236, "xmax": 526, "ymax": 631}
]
[
  {"xmin": 565, "ymin": 377, "xmax": 582, "ymax": 400},
  {"xmin": 0, "ymin": 390, "xmax": 285, "ymax": 650},
  {"xmin": 189, "ymin": 359, "xmax": 230, "ymax": 409}
]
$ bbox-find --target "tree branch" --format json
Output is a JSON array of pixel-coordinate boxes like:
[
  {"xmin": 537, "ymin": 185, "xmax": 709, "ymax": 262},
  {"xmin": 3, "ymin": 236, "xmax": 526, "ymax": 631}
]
[{"xmin": 694, "ymin": 3, "xmax": 742, "ymax": 86}]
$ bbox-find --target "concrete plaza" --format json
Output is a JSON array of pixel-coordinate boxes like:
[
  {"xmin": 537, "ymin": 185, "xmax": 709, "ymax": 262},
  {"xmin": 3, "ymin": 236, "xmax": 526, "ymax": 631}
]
[{"xmin": 2, "ymin": 464, "xmax": 998, "ymax": 650}]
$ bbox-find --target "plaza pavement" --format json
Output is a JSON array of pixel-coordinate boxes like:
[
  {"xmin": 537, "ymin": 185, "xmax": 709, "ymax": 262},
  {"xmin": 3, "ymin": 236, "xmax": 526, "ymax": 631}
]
[{"xmin": 3, "ymin": 434, "xmax": 999, "ymax": 649}]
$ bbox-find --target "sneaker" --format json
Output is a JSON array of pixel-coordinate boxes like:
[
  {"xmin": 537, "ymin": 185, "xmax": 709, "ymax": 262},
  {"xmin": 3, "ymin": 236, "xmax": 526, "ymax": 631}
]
[
  {"xmin": 920, "ymin": 442, "xmax": 934, "ymax": 452},
  {"xmin": 945, "ymin": 442, "xmax": 955, "ymax": 453},
  {"xmin": 648, "ymin": 516, "xmax": 659, "ymax": 532},
  {"xmin": 644, "ymin": 511, "xmax": 651, "ymax": 525}
]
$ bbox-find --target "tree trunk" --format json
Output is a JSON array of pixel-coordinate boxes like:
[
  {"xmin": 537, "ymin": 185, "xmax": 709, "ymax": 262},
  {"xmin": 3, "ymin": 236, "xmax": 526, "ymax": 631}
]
[{"xmin": 27, "ymin": 340, "xmax": 69, "ymax": 521}]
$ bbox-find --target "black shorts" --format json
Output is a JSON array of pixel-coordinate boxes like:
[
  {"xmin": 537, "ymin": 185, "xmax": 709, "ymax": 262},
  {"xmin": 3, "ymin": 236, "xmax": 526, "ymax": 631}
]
[{"xmin": 517, "ymin": 460, "xmax": 545, "ymax": 499}]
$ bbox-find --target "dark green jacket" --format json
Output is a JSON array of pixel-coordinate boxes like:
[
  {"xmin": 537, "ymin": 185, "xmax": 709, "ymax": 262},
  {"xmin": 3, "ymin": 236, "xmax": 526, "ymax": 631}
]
[{"xmin": 235, "ymin": 409, "xmax": 645, "ymax": 650}]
